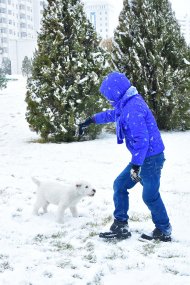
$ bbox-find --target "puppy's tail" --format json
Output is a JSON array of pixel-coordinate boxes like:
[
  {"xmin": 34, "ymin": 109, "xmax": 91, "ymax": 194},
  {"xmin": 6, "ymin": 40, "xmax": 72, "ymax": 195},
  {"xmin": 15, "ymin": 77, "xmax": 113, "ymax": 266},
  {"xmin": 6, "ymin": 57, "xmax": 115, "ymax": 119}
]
[{"xmin": 32, "ymin": 176, "xmax": 41, "ymax": 186}]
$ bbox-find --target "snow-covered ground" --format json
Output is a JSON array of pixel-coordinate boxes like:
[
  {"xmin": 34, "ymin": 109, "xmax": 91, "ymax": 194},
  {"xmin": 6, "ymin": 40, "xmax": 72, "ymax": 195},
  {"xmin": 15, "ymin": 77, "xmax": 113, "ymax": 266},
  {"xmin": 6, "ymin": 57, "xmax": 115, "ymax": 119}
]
[{"xmin": 0, "ymin": 77, "xmax": 190, "ymax": 285}]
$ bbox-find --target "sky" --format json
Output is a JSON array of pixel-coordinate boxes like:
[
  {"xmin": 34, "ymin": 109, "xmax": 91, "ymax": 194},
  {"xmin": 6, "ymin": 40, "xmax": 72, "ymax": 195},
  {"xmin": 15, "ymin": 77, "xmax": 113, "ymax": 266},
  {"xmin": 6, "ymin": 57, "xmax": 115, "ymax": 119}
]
[
  {"xmin": 170, "ymin": 0, "xmax": 190, "ymax": 16},
  {"xmin": 109, "ymin": 0, "xmax": 190, "ymax": 16}
]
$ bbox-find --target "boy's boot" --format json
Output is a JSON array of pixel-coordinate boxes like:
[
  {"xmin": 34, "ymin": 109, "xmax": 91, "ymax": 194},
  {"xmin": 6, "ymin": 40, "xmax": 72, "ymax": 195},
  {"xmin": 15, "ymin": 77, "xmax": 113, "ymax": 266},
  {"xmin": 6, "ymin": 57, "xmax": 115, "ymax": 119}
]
[
  {"xmin": 141, "ymin": 228, "xmax": 171, "ymax": 242},
  {"xmin": 99, "ymin": 219, "xmax": 131, "ymax": 239}
]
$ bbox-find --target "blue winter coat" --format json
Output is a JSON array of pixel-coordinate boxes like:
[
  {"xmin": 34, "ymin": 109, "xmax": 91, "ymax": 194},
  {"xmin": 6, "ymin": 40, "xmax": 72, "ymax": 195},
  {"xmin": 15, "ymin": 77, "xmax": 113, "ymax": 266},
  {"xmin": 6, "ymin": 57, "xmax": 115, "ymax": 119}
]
[{"xmin": 93, "ymin": 72, "xmax": 165, "ymax": 166}]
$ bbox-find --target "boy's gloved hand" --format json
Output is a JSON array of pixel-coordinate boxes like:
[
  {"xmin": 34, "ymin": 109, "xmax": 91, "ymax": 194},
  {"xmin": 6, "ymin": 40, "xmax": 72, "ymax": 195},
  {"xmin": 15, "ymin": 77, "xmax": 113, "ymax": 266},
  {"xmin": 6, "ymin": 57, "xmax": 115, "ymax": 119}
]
[
  {"xmin": 130, "ymin": 164, "xmax": 141, "ymax": 183},
  {"xmin": 78, "ymin": 117, "xmax": 94, "ymax": 136}
]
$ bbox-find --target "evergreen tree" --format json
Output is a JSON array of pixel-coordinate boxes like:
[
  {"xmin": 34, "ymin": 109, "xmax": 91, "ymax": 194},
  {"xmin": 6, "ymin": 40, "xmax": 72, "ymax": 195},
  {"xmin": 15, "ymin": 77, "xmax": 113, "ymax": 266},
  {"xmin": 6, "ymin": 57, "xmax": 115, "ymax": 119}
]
[
  {"xmin": 22, "ymin": 56, "xmax": 32, "ymax": 78},
  {"xmin": 26, "ymin": 0, "xmax": 111, "ymax": 142},
  {"xmin": 0, "ymin": 67, "xmax": 7, "ymax": 90},
  {"xmin": 112, "ymin": 0, "xmax": 190, "ymax": 130},
  {"xmin": 2, "ymin": 58, "xmax": 11, "ymax": 75}
]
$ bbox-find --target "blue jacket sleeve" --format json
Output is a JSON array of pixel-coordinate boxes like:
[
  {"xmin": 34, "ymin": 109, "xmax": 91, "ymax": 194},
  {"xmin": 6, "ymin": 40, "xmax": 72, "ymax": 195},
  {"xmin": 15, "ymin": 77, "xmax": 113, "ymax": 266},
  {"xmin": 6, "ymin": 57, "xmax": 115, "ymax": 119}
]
[{"xmin": 93, "ymin": 109, "xmax": 116, "ymax": 124}]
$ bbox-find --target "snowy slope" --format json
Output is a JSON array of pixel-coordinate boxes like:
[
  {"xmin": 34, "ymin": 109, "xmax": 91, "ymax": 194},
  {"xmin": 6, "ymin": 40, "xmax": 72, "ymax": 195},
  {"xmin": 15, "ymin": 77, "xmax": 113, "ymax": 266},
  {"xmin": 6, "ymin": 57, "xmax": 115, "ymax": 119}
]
[{"xmin": 0, "ymin": 77, "xmax": 190, "ymax": 285}]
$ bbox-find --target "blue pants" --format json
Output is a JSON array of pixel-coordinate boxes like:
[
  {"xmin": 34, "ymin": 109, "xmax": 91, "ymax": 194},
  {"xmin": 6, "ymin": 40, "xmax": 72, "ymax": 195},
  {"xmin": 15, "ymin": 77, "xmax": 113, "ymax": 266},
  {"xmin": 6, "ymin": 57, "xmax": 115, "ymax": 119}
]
[{"xmin": 113, "ymin": 152, "xmax": 171, "ymax": 235}]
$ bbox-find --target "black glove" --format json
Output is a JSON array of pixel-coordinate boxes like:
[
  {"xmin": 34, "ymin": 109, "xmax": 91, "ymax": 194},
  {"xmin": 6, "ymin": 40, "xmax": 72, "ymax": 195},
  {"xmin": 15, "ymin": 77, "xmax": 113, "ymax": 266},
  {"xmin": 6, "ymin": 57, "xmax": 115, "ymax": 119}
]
[
  {"xmin": 130, "ymin": 164, "xmax": 141, "ymax": 183},
  {"xmin": 78, "ymin": 117, "xmax": 94, "ymax": 136}
]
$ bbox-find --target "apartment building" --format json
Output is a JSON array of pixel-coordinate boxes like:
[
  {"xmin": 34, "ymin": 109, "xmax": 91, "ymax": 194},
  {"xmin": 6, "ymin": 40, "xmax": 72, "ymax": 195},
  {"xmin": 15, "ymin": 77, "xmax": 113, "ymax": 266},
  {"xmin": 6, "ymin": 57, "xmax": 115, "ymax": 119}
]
[
  {"xmin": 0, "ymin": 0, "xmax": 46, "ymax": 74},
  {"xmin": 83, "ymin": 0, "xmax": 115, "ymax": 39}
]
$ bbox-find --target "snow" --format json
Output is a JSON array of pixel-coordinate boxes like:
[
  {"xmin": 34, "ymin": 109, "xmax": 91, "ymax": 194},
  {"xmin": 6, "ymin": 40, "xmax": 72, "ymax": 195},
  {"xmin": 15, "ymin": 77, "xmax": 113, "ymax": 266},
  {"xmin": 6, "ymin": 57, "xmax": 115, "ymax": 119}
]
[
  {"xmin": 0, "ymin": 77, "xmax": 190, "ymax": 284},
  {"xmin": 183, "ymin": 58, "xmax": 190, "ymax": 65}
]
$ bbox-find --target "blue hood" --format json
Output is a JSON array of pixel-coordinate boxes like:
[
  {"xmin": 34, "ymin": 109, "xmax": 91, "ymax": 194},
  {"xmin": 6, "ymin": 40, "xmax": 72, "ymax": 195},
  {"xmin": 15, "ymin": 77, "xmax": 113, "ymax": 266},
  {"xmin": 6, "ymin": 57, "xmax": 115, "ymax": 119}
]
[{"xmin": 99, "ymin": 71, "xmax": 131, "ymax": 103}]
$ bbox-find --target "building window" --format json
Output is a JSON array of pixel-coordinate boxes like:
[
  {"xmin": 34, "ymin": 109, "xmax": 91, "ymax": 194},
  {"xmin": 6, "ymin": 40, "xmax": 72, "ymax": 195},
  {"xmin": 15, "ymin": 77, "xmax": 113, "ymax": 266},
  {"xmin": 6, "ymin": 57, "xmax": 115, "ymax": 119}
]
[
  {"xmin": 2, "ymin": 47, "xmax": 8, "ymax": 53},
  {"xmin": 20, "ymin": 13, "xmax": 26, "ymax": 19},
  {"xmin": 90, "ymin": 12, "xmax": 96, "ymax": 29},
  {"xmin": 0, "ymin": 18, "xmax": 6, "ymax": 23},
  {"xmin": 20, "ymin": 4, "xmax": 25, "ymax": 10},
  {"xmin": 21, "ymin": 32, "xmax": 27, "ymax": 38},
  {"xmin": 20, "ymin": 23, "xmax": 26, "ymax": 28},
  {"xmin": 0, "ymin": 8, "xmax": 6, "ymax": 13},
  {"xmin": 1, "ymin": 37, "xmax": 7, "ymax": 43},
  {"xmin": 0, "ymin": 28, "xmax": 7, "ymax": 33}
]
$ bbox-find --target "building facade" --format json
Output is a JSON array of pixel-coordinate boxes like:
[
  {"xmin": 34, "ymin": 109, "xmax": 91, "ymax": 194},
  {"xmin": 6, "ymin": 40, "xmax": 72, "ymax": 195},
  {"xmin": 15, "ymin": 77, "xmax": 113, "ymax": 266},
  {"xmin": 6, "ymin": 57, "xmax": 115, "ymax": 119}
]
[
  {"xmin": 0, "ymin": 0, "xmax": 117, "ymax": 74},
  {"xmin": 83, "ymin": 0, "xmax": 115, "ymax": 39},
  {"xmin": 0, "ymin": 0, "xmax": 46, "ymax": 74}
]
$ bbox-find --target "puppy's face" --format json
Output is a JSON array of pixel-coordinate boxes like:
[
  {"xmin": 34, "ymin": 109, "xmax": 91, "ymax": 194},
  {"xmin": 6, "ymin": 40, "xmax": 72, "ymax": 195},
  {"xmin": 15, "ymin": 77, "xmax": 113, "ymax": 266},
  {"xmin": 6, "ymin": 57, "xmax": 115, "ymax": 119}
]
[{"xmin": 76, "ymin": 181, "xmax": 96, "ymax": 197}]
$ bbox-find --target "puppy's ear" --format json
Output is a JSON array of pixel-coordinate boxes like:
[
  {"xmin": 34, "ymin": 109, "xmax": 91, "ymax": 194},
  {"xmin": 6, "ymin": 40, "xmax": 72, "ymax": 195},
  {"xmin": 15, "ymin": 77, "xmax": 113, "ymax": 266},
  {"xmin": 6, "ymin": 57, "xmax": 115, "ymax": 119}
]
[{"xmin": 76, "ymin": 184, "xmax": 82, "ymax": 188}]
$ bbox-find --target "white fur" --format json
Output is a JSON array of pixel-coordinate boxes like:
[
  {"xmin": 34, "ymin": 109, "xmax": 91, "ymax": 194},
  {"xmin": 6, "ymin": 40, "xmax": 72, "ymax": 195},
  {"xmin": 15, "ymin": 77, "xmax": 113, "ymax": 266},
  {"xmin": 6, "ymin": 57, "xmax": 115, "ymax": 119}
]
[{"xmin": 32, "ymin": 177, "xmax": 96, "ymax": 223}]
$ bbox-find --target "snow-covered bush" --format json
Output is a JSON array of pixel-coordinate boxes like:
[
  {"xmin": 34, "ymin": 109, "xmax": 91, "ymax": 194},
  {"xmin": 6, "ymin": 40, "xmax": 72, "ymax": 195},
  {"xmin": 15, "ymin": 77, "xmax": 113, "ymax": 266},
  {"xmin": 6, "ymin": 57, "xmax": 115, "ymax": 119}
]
[
  {"xmin": 22, "ymin": 56, "xmax": 32, "ymax": 78},
  {"xmin": 0, "ymin": 68, "xmax": 7, "ymax": 90}
]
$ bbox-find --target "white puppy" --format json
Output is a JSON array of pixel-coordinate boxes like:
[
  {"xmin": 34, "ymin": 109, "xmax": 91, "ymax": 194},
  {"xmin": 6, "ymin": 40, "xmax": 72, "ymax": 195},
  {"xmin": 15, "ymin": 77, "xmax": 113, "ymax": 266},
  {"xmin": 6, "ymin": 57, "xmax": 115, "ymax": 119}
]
[{"xmin": 32, "ymin": 177, "xmax": 96, "ymax": 223}]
